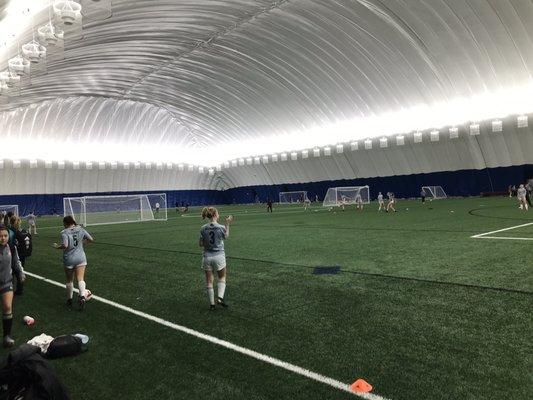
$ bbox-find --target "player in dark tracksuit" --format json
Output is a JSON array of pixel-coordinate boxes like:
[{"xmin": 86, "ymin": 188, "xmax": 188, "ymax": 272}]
[
  {"xmin": 266, "ymin": 198, "xmax": 273, "ymax": 213},
  {"xmin": 0, "ymin": 224, "xmax": 25, "ymax": 348}
]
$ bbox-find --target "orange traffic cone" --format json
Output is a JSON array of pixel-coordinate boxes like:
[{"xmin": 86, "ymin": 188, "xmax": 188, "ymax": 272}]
[{"xmin": 350, "ymin": 378, "xmax": 373, "ymax": 393}]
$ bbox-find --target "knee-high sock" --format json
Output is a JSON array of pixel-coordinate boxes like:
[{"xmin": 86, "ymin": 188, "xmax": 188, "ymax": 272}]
[
  {"xmin": 217, "ymin": 279, "xmax": 226, "ymax": 300},
  {"xmin": 2, "ymin": 313, "xmax": 13, "ymax": 337},
  {"xmin": 78, "ymin": 280, "xmax": 86, "ymax": 298},
  {"xmin": 66, "ymin": 282, "xmax": 74, "ymax": 299},
  {"xmin": 206, "ymin": 285, "xmax": 215, "ymax": 305}
]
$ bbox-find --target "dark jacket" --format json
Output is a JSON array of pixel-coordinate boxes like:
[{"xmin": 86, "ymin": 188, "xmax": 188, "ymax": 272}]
[{"xmin": 0, "ymin": 344, "xmax": 71, "ymax": 400}]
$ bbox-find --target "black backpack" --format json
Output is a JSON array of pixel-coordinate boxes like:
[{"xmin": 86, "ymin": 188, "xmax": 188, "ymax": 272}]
[
  {"xmin": 15, "ymin": 230, "xmax": 32, "ymax": 258},
  {"xmin": 45, "ymin": 335, "xmax": 84, "ymax": 359}
]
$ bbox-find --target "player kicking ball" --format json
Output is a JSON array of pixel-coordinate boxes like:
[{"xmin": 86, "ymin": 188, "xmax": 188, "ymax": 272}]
[
  {"xmin": 199, "ymin": 207, "xmax": 233, "ymax": 310},
  {"xmin": 386, "ymin": 192, "xmax": 397, "ymax": 212}
]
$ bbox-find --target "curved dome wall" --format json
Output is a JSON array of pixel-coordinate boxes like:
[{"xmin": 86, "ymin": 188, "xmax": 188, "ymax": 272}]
[
  {"xmin": 2, "ymin": 0, "xmax": 533, "ymax": 156},
  {"xmin": 221, "ymin": 119, "xmax": 533, "ymax": 189}
]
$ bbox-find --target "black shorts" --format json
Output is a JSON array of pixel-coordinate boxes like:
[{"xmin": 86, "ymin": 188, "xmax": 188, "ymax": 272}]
[{"xmin": 0, "ymin": 284, "xmax": 13, "ymax": 295}]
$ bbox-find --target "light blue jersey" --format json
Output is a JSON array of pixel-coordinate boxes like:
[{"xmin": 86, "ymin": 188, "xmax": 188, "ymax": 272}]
[
  {"xmin": 200, "ymin": 222, "xmax": 226, "ymax": 255},
  {"xmin": 61, "ymin": 226, "xmax": 93, "ymax": 267}
]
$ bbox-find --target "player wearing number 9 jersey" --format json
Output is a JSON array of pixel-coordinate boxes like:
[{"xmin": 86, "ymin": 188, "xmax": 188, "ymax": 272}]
[
  {"xmin": 199, "ymin": 207, "xmax": 233, "ymax": 310},
  {"xmin": 54, "ymin": 216, "xmax": 94, "ymax": 310}
]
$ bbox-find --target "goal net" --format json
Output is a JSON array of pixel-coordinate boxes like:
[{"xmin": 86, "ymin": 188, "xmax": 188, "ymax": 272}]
[
  {"xmin": 421, "ymin": 186, "xmax": 447, "ymax": 200},
  {"xmin": 322, "ymin": 186, "xmax": 370, "ymax": 207},
  {"xmin": 63, "ymin": 193, "xmax": 167, "ymax": 226},
  {"xmin": 279, "ymin": 191, "xmax": 309, "ymax": 204},
  {"xmin": 0, "ymin": 205, "xmax": 19, "ymax": 216}
]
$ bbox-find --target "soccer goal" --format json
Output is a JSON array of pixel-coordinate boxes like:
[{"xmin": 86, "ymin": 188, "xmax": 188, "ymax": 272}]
[
  {"xmin": 421, "ymin": 186, "xmax": 447, "ymax": 200},
  {"xmin": 322, "ymin": 186, "xmax": 370, "ymax": 207},
  {"xmin": 279, "ymin": 191, "xmax": 309, "ymax": 204},
  {"xmin": 0, "ymin": 205, "xmax": 19, "ymax": 216},
  {"xmin": 63, "ymin": 193, "xmax": 167, "ymax": 226}
]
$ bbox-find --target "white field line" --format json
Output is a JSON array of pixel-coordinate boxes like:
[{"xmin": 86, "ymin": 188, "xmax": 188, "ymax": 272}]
[
  {"xmin": 471, "ymin": 222, "xmax": 533, "ymax": 239},
  {"xmin": 471, "ymin": 236, "xmax": 533, "ymax": 241},
  {"xmin": 25, "ymin": 271, "xmax": 390, "ymax": 400}
]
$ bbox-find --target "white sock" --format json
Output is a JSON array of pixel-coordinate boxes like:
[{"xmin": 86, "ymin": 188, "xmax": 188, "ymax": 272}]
[
  {"xmin": 78, "ymin": 280, "xmax": 86, "ymax": 298},
  {"xmin": 217, "ymin": 279, "xmax": 226, "ymax": 299},
  {"xmin": 206, "ymin": 286, "xmax": 215, "ymax": 305},
  {"xmin": 66, "ymin": 283, "xmax": 74, "ymax": 299}
]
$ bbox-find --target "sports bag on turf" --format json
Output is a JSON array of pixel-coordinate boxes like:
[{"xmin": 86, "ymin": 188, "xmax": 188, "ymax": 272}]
[{"xmin": 45, "ymin": 335, "xmax": 83, "ymax": 359}]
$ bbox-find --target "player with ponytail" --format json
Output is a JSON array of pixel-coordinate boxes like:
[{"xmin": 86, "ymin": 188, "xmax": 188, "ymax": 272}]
[{"xmin": 199, "ymin": 207, "xmax": 233, "ymax": 309}]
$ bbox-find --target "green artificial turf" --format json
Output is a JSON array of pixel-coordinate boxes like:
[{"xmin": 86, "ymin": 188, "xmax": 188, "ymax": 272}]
[{"xmin": 2, "ymin": 196, "xmax": 532, "ymax": 400}]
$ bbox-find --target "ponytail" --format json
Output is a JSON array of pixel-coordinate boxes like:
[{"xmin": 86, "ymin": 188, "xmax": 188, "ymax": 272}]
[{"xmin": 201, "ymin": 207, "xmax": 218, "ymax": 220}]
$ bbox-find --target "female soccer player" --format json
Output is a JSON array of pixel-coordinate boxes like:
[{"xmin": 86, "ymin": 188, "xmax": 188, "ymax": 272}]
[
  {"xmin": 0, "ymin": 224, "xmax": 25, "ymax": 347},
  {"xmin": 266, "ymin": 198, "xmax": 273, "ymax": 213},
  {"xmin": 26, "ymin": 211, "xmax": 37, "ymax": 235},
  {"xmin": 517, "ymin": 184, "xmax": 529, "ymax": 211},
  {"xmin": 386, "ymin": 192, "xmax": 397, "ymax": 212},
  {"xmin": 9, "ymin": 216, "xmax": 28, "ymax": 295},
  {"xmin": 355, "ymin": 193, "xmax": 364, "ymax": 211},
  {"xmin": 199, "ymin": 207, "xmax": 233, "ymax": 309},
  {"xmin": 53, "ymin": 216, "xmax": 94, "ymax": 310},
  {"xmin": 377, "ymin": 192, "xmax": 384, "ymax": 211}
]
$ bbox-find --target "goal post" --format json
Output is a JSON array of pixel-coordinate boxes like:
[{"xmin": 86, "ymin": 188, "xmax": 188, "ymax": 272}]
[
  {"xmin": 63, "ymin": 193, "xmax": 167, "ymax": 226},
  {"xmin": 0, "ymin": 205, "xmax": 19, "ymax": 216},
  {"xmin": 279, "ymin": 191, "xmax": 309, "ymax": 204},
  {"xmin": 322, "ymin": 186, "xmax": 370, "ymax": 207},
  {"xmin": 421, "ymin": 186, "xmax": 447, "ymax": 200}
]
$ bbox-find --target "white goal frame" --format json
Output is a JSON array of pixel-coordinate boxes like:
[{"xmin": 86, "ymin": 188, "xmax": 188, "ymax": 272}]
[
  {"xmin": 279, "ymin": 191, "xmax": 309, "ymax": 204},
  {"xmin": 322, "ymin": 186, "xmax": 370, "ymax": 207},
  {"xmin": 0, "ymin": 205, "xmax": 19, "ymax": 216},
  {"xmin": 63, "ymin": 193, "xmax": 167, "ymax": 226},
  {"xmin": 421, "ymin": 186, "xmax": 447, "ymax": 200}
]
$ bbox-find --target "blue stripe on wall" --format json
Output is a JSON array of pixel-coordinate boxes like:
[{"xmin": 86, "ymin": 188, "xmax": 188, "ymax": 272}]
[{"xmin": 1, "ymin": 164, "xmax": 531, "ymax": 216}]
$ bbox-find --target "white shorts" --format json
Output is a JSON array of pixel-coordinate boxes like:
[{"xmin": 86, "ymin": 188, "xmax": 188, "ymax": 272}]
[
  {"xmin": 518, "ymin": 196, "xmax": 526, "ymax": 201},
  {"xmin": 202, "ymin": 253, "xmax": 226, "ymax": 272},
  {"xmin": 64, "ymin": 262, "xmax": 87, "ymax": 270}
]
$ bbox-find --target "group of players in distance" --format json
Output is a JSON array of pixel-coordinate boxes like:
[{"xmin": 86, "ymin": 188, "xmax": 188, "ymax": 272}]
[{"xmin": 325, "ymin": 192, "xmax": 397, "ymax": 212}]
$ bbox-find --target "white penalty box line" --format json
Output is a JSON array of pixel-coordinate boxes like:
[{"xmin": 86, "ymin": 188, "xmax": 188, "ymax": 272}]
[
  {"xmin": 471, "ymin": 222, "xmax": 533, "ymax": 241},
  {"xmin": 25, "ymin": 271, "xmax": 390, "ymax": 400}
]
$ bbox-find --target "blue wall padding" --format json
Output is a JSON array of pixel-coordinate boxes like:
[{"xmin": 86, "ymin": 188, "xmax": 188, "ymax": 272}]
[{"xmin": 1, "ymin": 164, "xmax": 531, "ymax": 215}]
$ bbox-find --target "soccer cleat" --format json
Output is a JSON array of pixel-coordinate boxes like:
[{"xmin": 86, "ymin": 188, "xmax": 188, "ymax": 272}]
[
  {"xmin": 2, "ymin": 335, "xmax": 14, "ymax": 348},
  {"xmin": 210, "ymin": 304, "xmax": 216, "ymax": 311},
  {"xmin": 66, "ymin": 298, "xmax": 73, "ymax": 308},
  {"xmin": 78, "ymin": 296, "xmax": 86, "ymax": 311},
  {"xmin": 216, "ymin": 297, "xmax": 228, "ymax": 308}
]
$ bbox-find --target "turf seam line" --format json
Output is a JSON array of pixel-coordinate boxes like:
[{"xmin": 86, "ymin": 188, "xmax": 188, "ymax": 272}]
[
  {"xmin": 90, "ymin": 241, "xmax": 533, "ymax": 295},
  {"xmin": 24, "ymin": 271, "xmax": 390, "ymax": 400}
]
